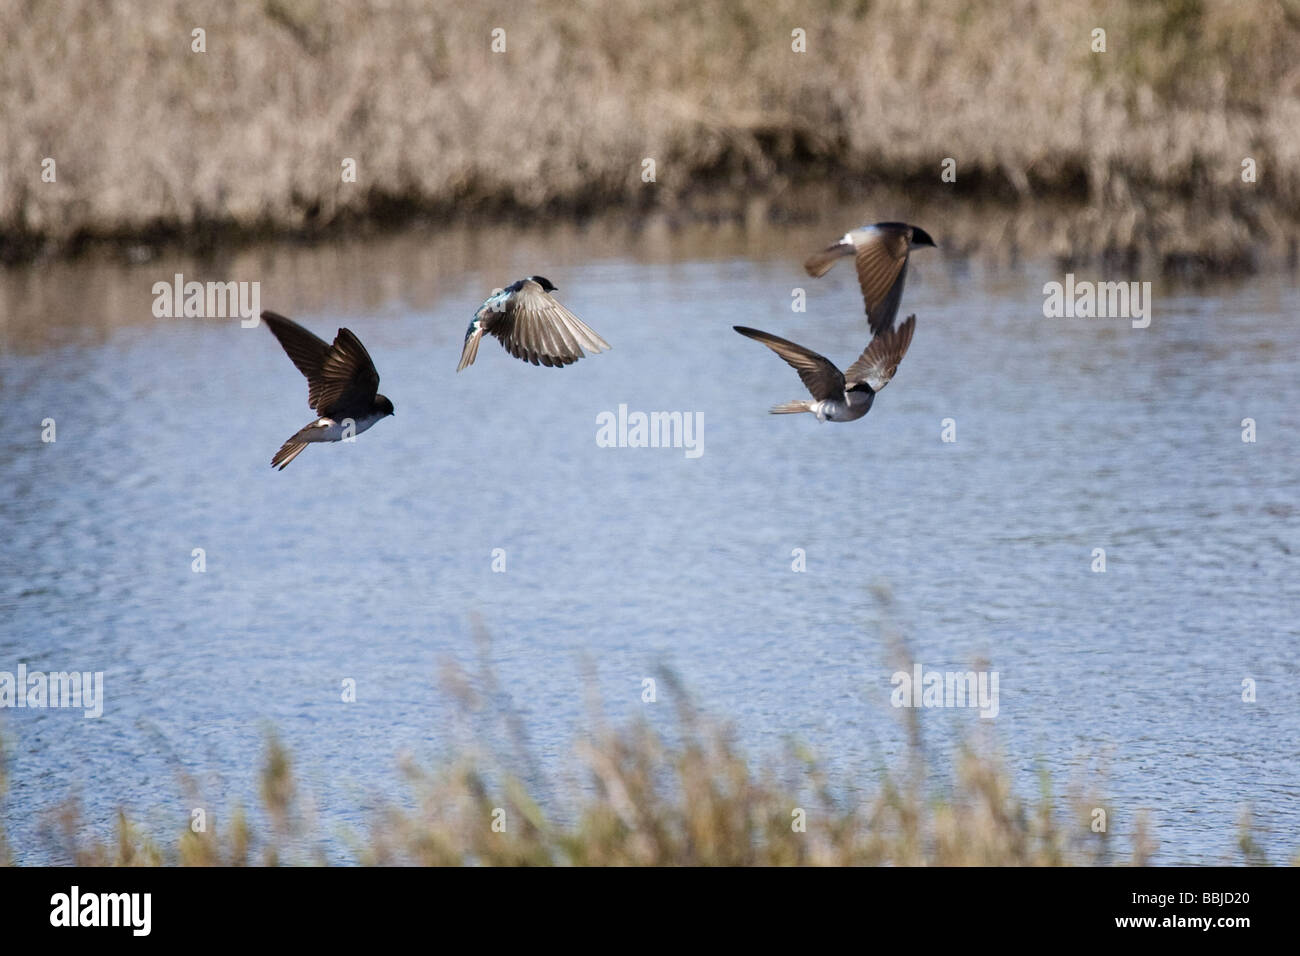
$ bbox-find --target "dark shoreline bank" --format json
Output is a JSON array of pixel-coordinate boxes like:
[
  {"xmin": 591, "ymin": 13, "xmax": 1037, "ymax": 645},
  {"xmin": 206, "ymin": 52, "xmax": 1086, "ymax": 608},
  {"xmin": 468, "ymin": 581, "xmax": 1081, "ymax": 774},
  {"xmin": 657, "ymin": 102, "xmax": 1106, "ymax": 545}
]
[{"xmin": 4, "ymin": 174, "xmax": 1295, "ymax": 279}]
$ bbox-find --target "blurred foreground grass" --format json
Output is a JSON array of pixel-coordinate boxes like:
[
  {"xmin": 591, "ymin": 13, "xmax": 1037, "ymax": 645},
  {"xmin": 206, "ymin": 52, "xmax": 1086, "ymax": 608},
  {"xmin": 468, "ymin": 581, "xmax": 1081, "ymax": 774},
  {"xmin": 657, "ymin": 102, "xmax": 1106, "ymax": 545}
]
[
  {"xmin": 4, "ymin": 712, "xmax": 1144, "ymax": 867},
  {"xmin": 0, "ymin": 616, "xmax": 1284, "ymax": 867},
  {"xmin": 2, "ymin": 0, "xmax": 1299, "ymax": 271}
]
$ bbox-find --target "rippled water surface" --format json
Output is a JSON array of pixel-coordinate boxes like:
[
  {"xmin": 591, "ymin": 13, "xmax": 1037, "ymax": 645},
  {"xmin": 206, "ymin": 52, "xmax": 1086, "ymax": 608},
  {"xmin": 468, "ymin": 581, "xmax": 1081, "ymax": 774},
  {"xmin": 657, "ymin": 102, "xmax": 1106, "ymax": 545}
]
[{"xmin": 1, "ymin": 222, "xmax": 1297, "ymax": 864}]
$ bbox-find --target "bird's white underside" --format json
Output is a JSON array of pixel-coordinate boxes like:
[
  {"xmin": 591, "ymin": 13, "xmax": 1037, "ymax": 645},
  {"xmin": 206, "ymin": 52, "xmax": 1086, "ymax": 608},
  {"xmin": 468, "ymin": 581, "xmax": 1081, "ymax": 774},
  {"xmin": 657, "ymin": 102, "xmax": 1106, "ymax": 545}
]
[
  {"xmin": 303, "ymin": 413, "xmax": 384, "ymax": 442},
  {"xmin": 812, "ymin": 392, "xmax": 872, "ymax": 422}
]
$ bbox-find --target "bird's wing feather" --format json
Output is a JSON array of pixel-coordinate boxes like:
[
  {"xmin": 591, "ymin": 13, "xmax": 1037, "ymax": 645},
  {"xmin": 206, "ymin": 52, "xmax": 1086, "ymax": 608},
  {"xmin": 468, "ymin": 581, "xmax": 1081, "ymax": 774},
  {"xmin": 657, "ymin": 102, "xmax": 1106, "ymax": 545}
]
[
  {"xmin": 262, "ymin": 310, "xmax": 332, "ymax": 395},
  {"xmin": 262, "ymin": 311, "xmax": 380, "ymax": 414},
  {"xmin": 843, "ymin": 314, "xmax": 916, "ymax": 392},
  {"xmin": 314, "ymin": 328, "xmax": 381, "ymax": 415},
  {"xmin": 852, "ymin": 227, "xmax": 911, "ymax": 335},
  {"xmin": 488, "ymin": 281, "xmax": 610, "ymax": 367},
  {"xmin": 734, "ymin": 326, "xmax": 844, "ymax": 401}
]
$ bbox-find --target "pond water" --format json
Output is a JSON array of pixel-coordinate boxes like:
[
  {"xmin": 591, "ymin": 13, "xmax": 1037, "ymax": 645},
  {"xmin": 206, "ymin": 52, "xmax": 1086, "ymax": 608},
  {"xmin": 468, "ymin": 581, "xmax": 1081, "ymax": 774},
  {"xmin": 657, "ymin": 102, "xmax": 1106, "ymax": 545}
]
[{"xmin": 1, "ymin": 218, "xmax": 1297, "ymax": 863}]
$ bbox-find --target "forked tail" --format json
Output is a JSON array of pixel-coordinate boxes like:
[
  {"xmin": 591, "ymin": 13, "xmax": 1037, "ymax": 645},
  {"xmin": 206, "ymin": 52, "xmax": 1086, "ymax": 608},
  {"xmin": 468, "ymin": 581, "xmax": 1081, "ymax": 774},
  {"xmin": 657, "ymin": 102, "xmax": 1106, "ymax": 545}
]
[
  {"xmin": 457, "ymin": 326, "xmax": 483, "ymax": 371},
  {"xmin": 271, "ymin": 440, "xmax": 309, "ymax": 470},
  {"xmin": 770, "ymin": 400, "xmax": 814, "ymax": 415},
  {"xmin": 803, "ymin": 240, "xmax": 854, "ymax": 278}
]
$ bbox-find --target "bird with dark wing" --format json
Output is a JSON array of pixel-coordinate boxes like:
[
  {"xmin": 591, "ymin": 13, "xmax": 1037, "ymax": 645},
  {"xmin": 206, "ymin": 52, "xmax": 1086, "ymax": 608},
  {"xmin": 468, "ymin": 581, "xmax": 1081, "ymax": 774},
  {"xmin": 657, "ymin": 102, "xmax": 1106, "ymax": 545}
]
[
  {"xmin": 733, "ymin": 315, "xmax": 916, "ymax": 422},
  {"xmin": 260, "ymin": 310, "xmax": 394, "ymax": 470},
  {"xmin": 804, "ymin": 222, "xmax": 935, "ymax": 335}
]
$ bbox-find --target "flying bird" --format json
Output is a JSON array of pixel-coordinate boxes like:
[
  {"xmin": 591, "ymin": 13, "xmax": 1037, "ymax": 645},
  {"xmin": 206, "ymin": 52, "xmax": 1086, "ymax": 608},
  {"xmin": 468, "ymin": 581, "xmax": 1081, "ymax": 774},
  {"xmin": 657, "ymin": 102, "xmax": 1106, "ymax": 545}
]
[
  {"xmin": 733, "ymin": 315, "xmax": 916, "ymax": 422},
  {"xmin": 804, "ymin": 222, "xmax": 935, "ymax": 335},
  {"xmin": 260, "ymin": 310, "xmax": 394, "ymax": 470},
  {"xmin": 457, "ymin": 276, "xmax": 610, "ymax": 371}
]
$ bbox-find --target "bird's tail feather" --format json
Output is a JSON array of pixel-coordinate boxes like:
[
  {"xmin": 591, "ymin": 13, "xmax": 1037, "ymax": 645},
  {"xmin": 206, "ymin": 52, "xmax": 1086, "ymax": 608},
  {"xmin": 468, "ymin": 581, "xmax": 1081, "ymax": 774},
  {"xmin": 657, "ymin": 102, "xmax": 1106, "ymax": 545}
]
[
  {"xmin": 271, "ymin": 440, "xmax": 309, "ymax": 470},
  {"xmin": 457, "ymin": 328, "xmax": 482, "ymax": 371},
  {"xmin": 770, "ymin": 400, "xmax": 814, "ymax": 415},
  {"xmin": 803, "ymin": 240, "xmax": 854, "ymax": 278}
]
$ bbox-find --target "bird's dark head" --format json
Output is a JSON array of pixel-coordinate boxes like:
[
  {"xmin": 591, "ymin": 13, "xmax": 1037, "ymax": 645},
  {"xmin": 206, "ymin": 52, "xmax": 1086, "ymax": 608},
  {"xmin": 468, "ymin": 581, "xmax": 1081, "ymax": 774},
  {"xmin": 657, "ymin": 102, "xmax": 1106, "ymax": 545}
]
[
  {"xmin": 530, "ymin": 275, "xmax": 558, "ymax": 292},
  {"xmin": 910, "ymin": 226, "xmax": 937, "ymax": 248},
  {"xmin": 376, "ymin": 394, "xmax": 395, "ymax": 417}
]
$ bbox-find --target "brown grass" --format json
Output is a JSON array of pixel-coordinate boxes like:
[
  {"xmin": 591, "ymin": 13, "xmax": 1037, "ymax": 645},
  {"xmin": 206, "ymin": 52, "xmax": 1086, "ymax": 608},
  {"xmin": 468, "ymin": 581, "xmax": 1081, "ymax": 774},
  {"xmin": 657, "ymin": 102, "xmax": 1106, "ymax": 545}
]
[
  {"xmin": 11, "ymin": 715, "xmax": 1139, "ymax": 867},
  {"xmin": 1, "ymin": 609, "xmax": 1275, "ymax": 867},
  {"xmin": 2, "ymin": 0, "xmax": 1299, "ymax": 270}
]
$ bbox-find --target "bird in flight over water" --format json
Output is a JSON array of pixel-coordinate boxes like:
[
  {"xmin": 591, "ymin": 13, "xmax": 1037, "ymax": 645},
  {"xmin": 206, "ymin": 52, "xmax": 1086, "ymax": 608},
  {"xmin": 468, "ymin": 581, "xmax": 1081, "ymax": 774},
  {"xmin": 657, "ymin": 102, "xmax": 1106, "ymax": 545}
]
[
  {"xmin": 804, "ymin": 222, "xmax": 935, "ymax": 335},
  {"xmin": 457, "ymin": 276, "xmax": 610, "ymax": 371},
  {"xmin": 733, "ymin": 315, "xmax": 917, "ymax": 422},
  {"xmin": 260, "ymin": 310, "xmax": 394, "ymax": 470}
]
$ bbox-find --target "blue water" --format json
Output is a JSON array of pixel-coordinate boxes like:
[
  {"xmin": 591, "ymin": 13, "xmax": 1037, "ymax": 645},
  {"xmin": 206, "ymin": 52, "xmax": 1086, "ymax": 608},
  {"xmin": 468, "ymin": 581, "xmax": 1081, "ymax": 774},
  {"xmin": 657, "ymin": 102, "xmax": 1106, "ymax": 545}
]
[{"xmin": 1, "ymin": 224, "xmax": 1297, "ymax": 863}]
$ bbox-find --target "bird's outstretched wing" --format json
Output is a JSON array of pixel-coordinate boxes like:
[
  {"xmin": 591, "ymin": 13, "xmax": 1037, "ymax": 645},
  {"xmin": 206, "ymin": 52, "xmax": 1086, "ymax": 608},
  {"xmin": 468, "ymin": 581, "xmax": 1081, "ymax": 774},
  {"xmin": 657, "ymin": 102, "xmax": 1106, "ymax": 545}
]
[
  {"xmin": 315, "ymin": 327, "xmax": 381, "ymax": 415},
  {"xmin": 733, "ymin": 326, "xmax": 845, "ymax": 401},
  {"xmin": 851, "ymin": 225, "xmax": 912, "ymax": 335},
  {"xmin": 805, "ymin": 224, "xmax": 912, "ymax": 335},
  {"xmin": 475, "ymin": 280, "xmax": 610, "ymax": 368},
  {"xmin": 843, "ymin": 314, "xmax": 916, "ymax": 392},
  {"xmin": 262, "ymin": 311, "xmax": 380, "ymax": 414},
  {"xmin": 262, "ymin": 310, "xmax": 329, "ymax": 385}
]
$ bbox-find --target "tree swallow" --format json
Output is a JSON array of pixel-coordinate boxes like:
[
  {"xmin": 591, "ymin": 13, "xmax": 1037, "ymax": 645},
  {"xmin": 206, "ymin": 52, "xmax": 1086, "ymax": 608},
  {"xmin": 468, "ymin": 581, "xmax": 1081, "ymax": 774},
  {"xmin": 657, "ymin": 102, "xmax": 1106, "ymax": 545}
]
[
  {"xmin": 804, "ymin": 222, "xmax": 935, "ymax": 335},
  {"xmin": 457, "ymin": 276, "xmax": 610, "ymax": 371},
  {"xmin": 733, "ymin": 315, "xmax": 916, "ymax": 422},
  {"xmin": 260, "ymin": 310, "xmax": 394, "ymax": 470}
]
